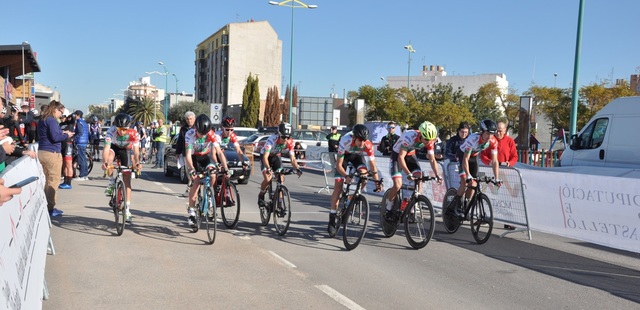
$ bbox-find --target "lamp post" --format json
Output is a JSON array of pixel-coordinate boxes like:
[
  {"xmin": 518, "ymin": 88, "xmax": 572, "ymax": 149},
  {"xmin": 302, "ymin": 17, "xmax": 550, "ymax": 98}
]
[
  {"xmin": 269, "ymin": 0, "xmax": 317, "ymax": 126},
  {"xmin": 158, "ymin": 62, "xmax": 169, "ymax": 122},
  {"xmin": 554, "ymin": 73, "xmax": 558, "ymax": 87},
  {"xmin": 21, "ymin": 41, "xmax": 29, "ymax": 106},
  {"xmin": 172, "ymin": 73, "xmax": 179, "ymax": 93},
  {"xmin": 404, "ymin": 43, "xmax": 415, "ymax": 90}
]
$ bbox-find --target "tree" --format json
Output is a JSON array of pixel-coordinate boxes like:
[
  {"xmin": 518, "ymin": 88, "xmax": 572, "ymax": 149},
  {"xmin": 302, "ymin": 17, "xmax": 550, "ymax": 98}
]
[
  {"xmin": 167, "ymin": 100, "xmax": 209, "ymax": 124},
  {"xmin": 240, "ymin": 73, "xmax": 260, "ymax": 127},
  {"xmin": 263, "ymin": 86, "xmax": 280, "ymax": 126},
  {"xmin": 130, "ymin": 96, "xmax": 163, "ymax": 126},
  {"xmin": 468, "ymin": 83, "xmax": 503, "ymax": 124},
  {"xmin": 88, "ymin": 104, "xmax": 112, "ymax": 120},
  {"xmin": 526, "ymin": 86, "xmax": 575, "ymax": 133}
]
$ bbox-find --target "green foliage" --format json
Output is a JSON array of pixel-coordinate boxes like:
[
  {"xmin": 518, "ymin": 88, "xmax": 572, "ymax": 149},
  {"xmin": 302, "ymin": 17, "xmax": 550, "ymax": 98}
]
[
  {"xmin": 240, "ymin": 74, "xmax": 260, "ymax": 127},
  {"xmin": 167, "ymin": 100, "xmax": 209, "ymax": 124},
  {"xmin": 129, "ymin": 97, "xmax": 163, "ymax": 126}
]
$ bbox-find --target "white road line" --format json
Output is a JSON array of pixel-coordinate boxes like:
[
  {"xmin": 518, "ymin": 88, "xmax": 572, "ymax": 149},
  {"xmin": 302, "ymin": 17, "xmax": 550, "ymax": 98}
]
[
  {"xmin": 315, "ymin": 285, "xmax": 365, "ymax": 310},
  {"xmin": 268, "ymin": 250, "xmax": 297, "ymax": 268}
]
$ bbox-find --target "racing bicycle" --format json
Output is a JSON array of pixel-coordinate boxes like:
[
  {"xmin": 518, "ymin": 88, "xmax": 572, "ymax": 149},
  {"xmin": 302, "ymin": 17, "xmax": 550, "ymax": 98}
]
[
  {"xmin": 191, "ymin": 167, "xmax": 218, "ymax": 244},
  {"xmin": 380, "ymin": 175, "xmax": 437, "ymax": 249},
  {"xmin": 258, "ymin": 168, "xmax": 297, "ymax": 236},
  {"xmin": 330, "ymin": 169, "xmax": 382, "ymax": 250},
  {"xmin": 212, "ymin": 168, "xmax": 241, "ymax": 228},
  {"xmin": 442, "ymin": 172, "xmax": 499, "ymax": 244},
  {"xmin": 107, "ymin": 163, "xmax": 134, "ymax": 236}
]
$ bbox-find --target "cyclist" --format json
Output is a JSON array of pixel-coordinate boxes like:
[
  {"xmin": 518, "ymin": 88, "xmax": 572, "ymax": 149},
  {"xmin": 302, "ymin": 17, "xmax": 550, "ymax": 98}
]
[
  {"xmin": 329, "ymin": 124, "xmax": 382, "ymax": 235},
  {"xmin": 215, "ymin": 116, "xmax": 246, "ymax": 205},
  {"xmin": 257, "ymin": 122, "xmax": 303, "ymax": 208},
  {"xmin": 184, "ymin": 114, "xmax": 230, "ymax": 228},
  {"xmin": 89, "ymin": 116, "xmax": 101, "ymax": 159},
  {"xmin": 382, "ymin": 121, "xmax": 442, "ymax": 221},
  {"xmin": 453, "ymin": 119, "xmax": 502, "ymax": 217},
  {"xmin": 101, "ymin": 113, "xmax": 142, "ymax": 223}
]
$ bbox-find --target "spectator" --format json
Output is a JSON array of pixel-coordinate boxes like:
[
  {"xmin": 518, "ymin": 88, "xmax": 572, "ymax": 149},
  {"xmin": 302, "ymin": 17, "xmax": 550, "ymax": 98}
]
[
  {"xmin": 434, "ymin": 135, "xmax": 446, "ymax": 161},
  {"xmin": 136, "ymin": 121, "xmax": 148, "ymax": 163},
  {"xmin": 18, "ymin": 102, "xmax": 37, "ymax": 143},
  {"xmin": 377, "ymin": 121, "xmax": 400, "ymax": 156},
  {"xmin": 59, "ymin": 114, "xmax": 75, "ymax": 189},
  {"xmin": 1, "ymin": 106, "xmax": 25, "ymax": 146},
  {"xmin": 480, "ymin": 121, "xmax": 518, "ymax": 230},
  {"xmin": 149, "ymin": 122, "xmax": 157, "ymax": 162},
  {"xmin": 445, "ymin": 122, "xmax": 470, "ymax": 162},
  {"xmin": 89, "ymin": 116, "xmax": 101, "ymax": 160},
  {"xmin": 325, "ymin": 126, "xmax": 341, "ymax": 152},
  {"xmin": 152, "ymin": 118, "xmax": 169, "ymax": 169},
  {"xmin": 0, "ymin": 106, "xmax": 36, "ymax": 165},
  {"xmin": 480, "ymin": 121, "xmax": 518, "ymax": 167},
  {"xmin": 294, "ymin": 141, "xmax": 306, "ymax": 165},
  {"xmin": 37, "ymin": 101, "xmax": 74, "ymax": 217},
  {"xmin": 176, "ymin": 111, "xmax": 196, "ymax": 197},
  {"xmin": 73, "ymin": 110, "xmax": 90, "ymax": 180}
]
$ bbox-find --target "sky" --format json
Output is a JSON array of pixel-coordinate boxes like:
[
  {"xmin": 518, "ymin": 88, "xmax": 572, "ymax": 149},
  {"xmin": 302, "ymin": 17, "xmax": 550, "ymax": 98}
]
[{"xmin": 3, "ymin": 0, "xmax": 640, "ymax": 113}]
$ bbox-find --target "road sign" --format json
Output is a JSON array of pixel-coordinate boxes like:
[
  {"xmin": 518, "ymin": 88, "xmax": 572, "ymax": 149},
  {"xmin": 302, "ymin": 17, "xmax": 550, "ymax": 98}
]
[{"xmin": 210, "ymin": 103, "xmax": 222, "ymax": 125}]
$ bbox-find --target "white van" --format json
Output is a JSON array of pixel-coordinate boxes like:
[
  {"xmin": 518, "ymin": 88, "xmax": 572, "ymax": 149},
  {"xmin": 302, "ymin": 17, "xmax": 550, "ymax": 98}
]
[{"xmin": 560, "ymin": 96, "xmax": 640, "ymax": 168}]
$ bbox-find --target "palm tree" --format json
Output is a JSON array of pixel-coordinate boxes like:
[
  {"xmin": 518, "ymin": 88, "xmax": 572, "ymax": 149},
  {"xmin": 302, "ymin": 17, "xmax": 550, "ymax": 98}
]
[{"xmin": 130, "ymin": 96, "xmax": 163, "ymax": 126}]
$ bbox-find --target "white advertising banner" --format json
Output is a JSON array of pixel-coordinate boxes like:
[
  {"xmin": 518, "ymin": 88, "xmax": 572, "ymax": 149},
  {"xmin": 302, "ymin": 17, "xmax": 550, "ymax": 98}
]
[
  {"xmin": 525, "ymin": 169, "xmax": 639, "ymax": 253},
  {"xmin": 0, "ymin": 157, "xmax": 50, "ymax": 309}
]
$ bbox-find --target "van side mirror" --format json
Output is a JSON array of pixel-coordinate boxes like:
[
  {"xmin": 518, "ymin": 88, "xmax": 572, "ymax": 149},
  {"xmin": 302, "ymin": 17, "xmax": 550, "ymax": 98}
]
[{"xmin": 569, "ymin": 134, "xmax": 580, "ymax": 150}]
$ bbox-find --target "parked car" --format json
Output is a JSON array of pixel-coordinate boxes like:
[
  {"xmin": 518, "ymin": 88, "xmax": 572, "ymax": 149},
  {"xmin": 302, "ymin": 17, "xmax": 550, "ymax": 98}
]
[
  {"xmin": 230, "ymin": 127, "xmax": 258, "ymax": 141},
  {"xmin": 287, "ymin": 129, "xmax": 329, "ymax": 156},
  {"xmin": 163, "ymin": 135, "xmax": 251, "ymax": 184},
  {"xmin": 239, "ymin": 133, "xmax": 272, "ymax": 157}
]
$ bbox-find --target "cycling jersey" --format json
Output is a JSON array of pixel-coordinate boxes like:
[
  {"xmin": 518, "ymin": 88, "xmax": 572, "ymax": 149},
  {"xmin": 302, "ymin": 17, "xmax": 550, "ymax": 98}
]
[
  {"xmin": 392, "ymin": 130, "xmax": 435, "ymax": 156},
  {"xmin": 104, "ymin": 127, "xmax": 140, "ymax": 149},
  {"xmin": 459, "ymin": 133, "xmax": 498, "ymax": 157},
  {"xmin": 185, "ymin": 129, "xmax": 220, "ymax": 156},
  {"xmin": 261, "ymin": 134, "xmax": 294, "ymax": 156},
  {"xmin": 336, "ymin": 132, "xmax": 375, "ymax": 157},
  {"xmin": 217, "ymin": 131, "xmax": 239, "ymax": 149}
]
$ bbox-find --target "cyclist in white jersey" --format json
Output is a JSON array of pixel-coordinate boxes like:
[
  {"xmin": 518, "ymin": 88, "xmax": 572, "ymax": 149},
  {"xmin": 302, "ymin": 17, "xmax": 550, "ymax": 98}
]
[
  {"xmin": 383, "ymin": 121, "xmax": 442, "ymax": 221},
  {"xmin": 453, "ymin": 119, "xmax": 502, "ymax": 216},
  {"xmin": 328, "ymin": 124, "xmax": 382, "ymax": 235}
]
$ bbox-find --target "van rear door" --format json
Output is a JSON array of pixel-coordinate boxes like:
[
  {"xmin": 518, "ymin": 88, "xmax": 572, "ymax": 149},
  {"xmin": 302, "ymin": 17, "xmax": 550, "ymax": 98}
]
[{"xmin": 570, "ymin": 117, "xmax": 610, "ymax": 167}]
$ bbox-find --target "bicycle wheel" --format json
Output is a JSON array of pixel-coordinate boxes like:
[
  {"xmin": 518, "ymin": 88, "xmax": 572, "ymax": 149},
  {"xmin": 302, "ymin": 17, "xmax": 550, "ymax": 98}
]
[
  {"xmin": 203, "ymin": 186, "xmax": 217, "ymax": 244},
  {"xmin": 192, "ymin": 188, "xmax": 203, "ymax": 233},
  {"xmin": 470, "ymin": 194, "xmax": 493, "ymax": 244},
  {"xmin": 259, "ymin": 183, "xmax": 272, "ymax": 226},
  {"xmin": 404, "ymin": 196, "xmax": 435, "ymax": 249},
  {"xmin": 343, "ymin": 195, "xmax": 369, "ymax": 250},
  {"xmin": 221, "ymin": 181, "xmax": 240, "ymax": 228},
  {"xmin": 114, "ymin": 179, "xmax": 126, "ymax": 236},
  {"xmin": 86, "ymin": 151, "xmax": 94, "ymax": 174},
  {"xmin": 273, "ymin": 186, "xmax": 291, "ymax": 236},
  {"xmin": 442, "ymin": 188, "xmax": 461, "ymax": 234},
  {"xmin": 380, "ymin": 189, "xmax": 399, "ymax": 237}
]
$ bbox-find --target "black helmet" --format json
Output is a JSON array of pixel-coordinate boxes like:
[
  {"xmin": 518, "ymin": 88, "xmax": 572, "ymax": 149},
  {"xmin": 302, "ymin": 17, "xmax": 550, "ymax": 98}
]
[
  {"xmin": 352, "ymin": 124, "xmax": 369, "ymax": 141},
  {"xmin": 113, "ymin": 113, "xmax": 132, "ymax": 128},
  {"xmin": 195, "ymin": 114, "xmax": 212, "ymax": 135},
  {"xmin": 221, "ymin": 116, "xmax": 235, "ymax": 128},
  {"xmin": 278, "ymin": 122, "xmax": 292, "ymax": 138},
  {"xmin": 479, "ymin": 119, "xmax": 498, "ymax": 134}
]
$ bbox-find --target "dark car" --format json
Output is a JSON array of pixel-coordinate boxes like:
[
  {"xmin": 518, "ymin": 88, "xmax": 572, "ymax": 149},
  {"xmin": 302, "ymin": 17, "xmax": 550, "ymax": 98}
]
[{"xmin": 163, "ymin": 135, "xmax": 251, "ymax": 184}]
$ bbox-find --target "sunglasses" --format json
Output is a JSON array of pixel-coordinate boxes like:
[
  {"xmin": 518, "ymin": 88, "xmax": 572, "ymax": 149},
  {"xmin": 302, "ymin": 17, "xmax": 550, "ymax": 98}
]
[
  {"xmin": 224, "ymin": 128, "xmax": 234, "ymax": 132},
  {"xmin": 387, "ymin": 126, "xmax": 396, "ymax": 129}
]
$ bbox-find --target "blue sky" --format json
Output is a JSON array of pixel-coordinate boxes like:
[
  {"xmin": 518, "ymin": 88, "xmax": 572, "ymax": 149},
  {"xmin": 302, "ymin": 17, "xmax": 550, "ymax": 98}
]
[{"xmin": 4, "ymin": 0, "xmax": 639, "ymax": 113}]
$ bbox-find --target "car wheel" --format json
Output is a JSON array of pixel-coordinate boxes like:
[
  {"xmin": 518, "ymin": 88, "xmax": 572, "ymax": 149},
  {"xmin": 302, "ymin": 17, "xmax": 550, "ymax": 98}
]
[
  {"xmin": 237, "ymin": 174, "xmax": 249, "ymax": 185},
  {"xmin": 164, "ymin": 159, "xmax": 173, "ymax": 177},
  {"xmin": 179, "ymin": 166, "xmax": 189, "ymax": 184}
]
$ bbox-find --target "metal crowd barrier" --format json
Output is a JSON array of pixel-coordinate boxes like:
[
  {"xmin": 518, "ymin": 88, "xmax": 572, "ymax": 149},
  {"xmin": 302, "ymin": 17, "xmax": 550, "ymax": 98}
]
[
  {"xmin": 445, "ymin": 162, "xmax": 532, "ymax": 239},
  {"xmin": 318, "ymin": 152, "xmax": 336, "ymax": 194}
]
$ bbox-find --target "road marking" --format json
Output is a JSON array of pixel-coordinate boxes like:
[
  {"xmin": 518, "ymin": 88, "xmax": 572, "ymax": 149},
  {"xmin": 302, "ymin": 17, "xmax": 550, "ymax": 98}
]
[
  {"xmin": 268, "ymin": 250, "xmax": 296, "ymax": 268},
  {"xmin": 315, "ymin": 285, "xmax": 365, "ymax": 310}
]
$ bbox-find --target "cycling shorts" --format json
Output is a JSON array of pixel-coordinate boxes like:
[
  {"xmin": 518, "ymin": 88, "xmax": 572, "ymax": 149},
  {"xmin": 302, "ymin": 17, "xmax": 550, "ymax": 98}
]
[
  {"xmin": 334, "ymin": 153, "xmax": 366, "ymax": 181},
  {"xmin": 389, "ymin": 151, "xmax": 421, "ymax": 179}
]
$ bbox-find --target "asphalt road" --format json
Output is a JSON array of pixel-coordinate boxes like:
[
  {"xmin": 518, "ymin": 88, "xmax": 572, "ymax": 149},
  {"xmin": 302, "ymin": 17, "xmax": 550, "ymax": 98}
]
[{"xmin": 43, "ymin": 158, "xmax": 640, "ymax": 309}]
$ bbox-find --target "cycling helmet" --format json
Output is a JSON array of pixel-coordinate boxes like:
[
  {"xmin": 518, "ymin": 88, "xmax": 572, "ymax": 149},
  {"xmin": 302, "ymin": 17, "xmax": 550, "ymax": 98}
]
[
  {"xmin": 479, "ymin": 119, "xmax": 498, "ymax": 134},
  {"xmin": 418, "ymin": 121, "xmax": 438, "ymax": 140},
  {"xmin": 221, "ymin": 116, "xmax": 235, "ymax": 128},
  {"xmin": 92, "ymin": 116, "xmax": 99, "ymax": 123},
  {"xmin": 278, "ymin": 122, "xmax": 292, "ymax": 137},
  {"xmin": 352, "ymin": 124, "xmax": 369, "ymax": 141},
  {"xmin": 194, "ymin": 114, "xmax": 212, "ymax": 135},
  {"xmin": 113, "ymin": 113, "xmax": 132, "ymax": 128}
]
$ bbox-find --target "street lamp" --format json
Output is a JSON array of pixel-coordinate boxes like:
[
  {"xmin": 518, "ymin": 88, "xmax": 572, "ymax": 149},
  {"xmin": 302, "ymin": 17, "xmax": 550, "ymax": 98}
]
[
  {"xmin": 269, "ymin": 0, "xmax": 317, "ymax": 126},
  {"xmin": 158, "ymin": 62, "xmax": 169, "ymax": 122},
  {"xmin": 172, "ymin": 73, "xmax": 179, "ymax": 94},
  {"xmin": 404, "ymin": 43, "xmax": 415, "ymax": 90},
  {"xmin": 554, "ymin": 73, "xmax": 558, "ymax": 87},
  {"xmin": 21, "ymin": 41, "xmax": 29, "ymax": 106}
]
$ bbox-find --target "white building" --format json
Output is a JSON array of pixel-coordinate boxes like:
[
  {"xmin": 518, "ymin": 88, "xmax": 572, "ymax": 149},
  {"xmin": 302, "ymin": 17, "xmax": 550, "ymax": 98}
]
[{"xmin": 386, "ymin": 65, "xmax": 509, "ymax": 99}]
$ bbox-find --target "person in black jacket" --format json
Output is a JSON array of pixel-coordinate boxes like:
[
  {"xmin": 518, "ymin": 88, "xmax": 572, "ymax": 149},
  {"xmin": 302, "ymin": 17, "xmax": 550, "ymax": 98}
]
[
  {"xmin": 325, "ymin": 126, "xmax": 341, "ymax": 152},
  {"xmin": 445, "ymin": 121, "xmax": 471, "ymax": 162},
  {"xmin": 377, "ymin": 121, "xmax": 400, "ymax": 156}
]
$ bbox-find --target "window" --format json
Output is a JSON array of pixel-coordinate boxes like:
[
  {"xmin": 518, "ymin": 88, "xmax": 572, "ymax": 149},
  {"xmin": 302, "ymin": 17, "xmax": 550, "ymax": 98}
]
[{"xmin": 578, "ymin": 118, "xmax": 608, "ymax": 149}]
